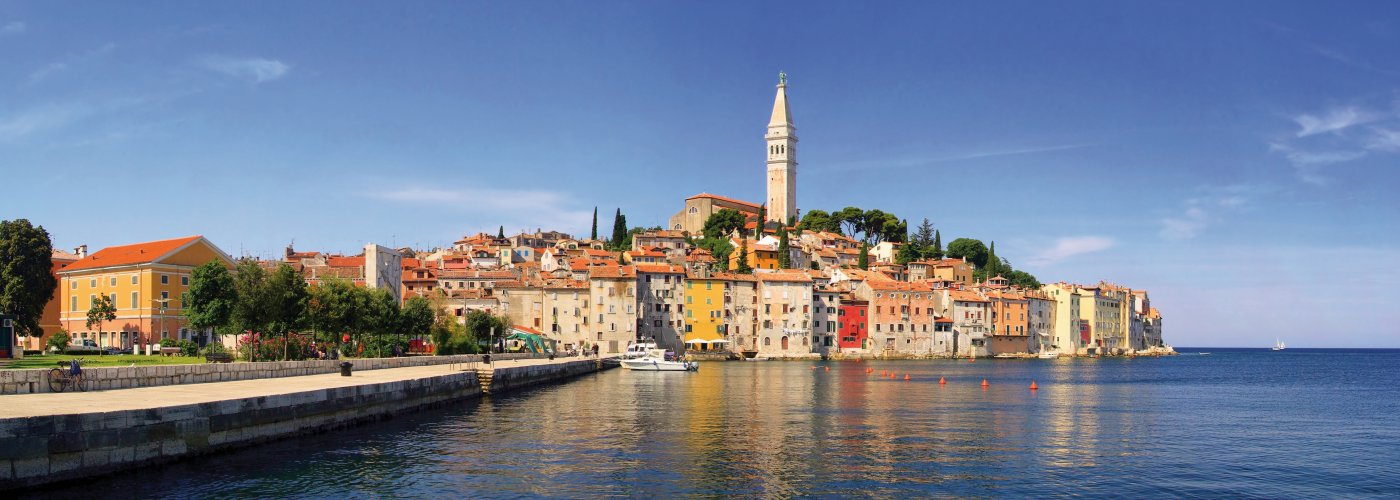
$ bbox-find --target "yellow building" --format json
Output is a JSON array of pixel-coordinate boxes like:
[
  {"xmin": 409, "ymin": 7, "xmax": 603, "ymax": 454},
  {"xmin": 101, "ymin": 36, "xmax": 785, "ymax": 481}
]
[
  {"xmin": 683, "ymin": 272, "xmax": 727, "ymax": 351},
  {"xmin": 58, "ymin": 236, "xmax": 233, "ymax": 350},
  {"xmin": 728, "ymin": 238, "xmax": 780, "ymax": 271}
]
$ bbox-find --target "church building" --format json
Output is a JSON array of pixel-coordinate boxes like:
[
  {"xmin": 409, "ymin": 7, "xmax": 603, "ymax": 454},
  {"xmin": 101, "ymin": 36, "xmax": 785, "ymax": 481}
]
[{"xmin": 670, "ymin": 73, "xmax": 799, "ymax": 234}]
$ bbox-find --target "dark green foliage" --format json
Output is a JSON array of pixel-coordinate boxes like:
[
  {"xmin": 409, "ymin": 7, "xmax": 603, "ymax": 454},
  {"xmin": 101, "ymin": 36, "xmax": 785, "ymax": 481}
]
[
  {"xmin": 932, "ymin": 230, "xmax": 943, "ymax": 259},
  {"xmin": 591, "ymin": 207, "xmax": 598, "ymax": 240},
  {"xmin": 86, "ymin": 294, "xmax": 116, "ymax": 332},
  {"xmin": 497, "ymin": 226, "xmax": 505, "ymax": 239},
  {"xmin": 0, "ymin": 219, "xmax": 57, "ymax": 338},
  {"xmin": 702, "ymin": 209, "xmax": 745, "ymax": 240},
  {"xmin": 735, "ymin": 238, "xmax": 753, "ymax": 273},
  {"xmin": 695, "ymin": 237, "xmax": 733, "ymax": 270},
  {"xmin": 47, "ymin": 330, "xmax": 69, "ymax": 353},
  {"xmin": 400, "ymin": 296, "xmax": 436, "ymax": 338},
  {"xmin": 946, "ymin": 238, "xmax": 989, "ymax": 269},
  {"xmin": 798, "ymin": 209, "xmax": 841, "ymax": 233},
  {"xmin": 858, "ymin": 242, "xmax": 869, "ymax": 270},
  {"xmin": 1007, "ymin": 270, "xmax": 1042, "ymax": 289},
  {"xmin": 183, "ymin": 260, "xmax": 236, "ymax": 336},
  {"xmin": 777, "ymin": 228, "xmax": 791, "ymax": 269},
  {"xmin": 610, "ymin": 209, "xmax": 628, "ymax": 250}
]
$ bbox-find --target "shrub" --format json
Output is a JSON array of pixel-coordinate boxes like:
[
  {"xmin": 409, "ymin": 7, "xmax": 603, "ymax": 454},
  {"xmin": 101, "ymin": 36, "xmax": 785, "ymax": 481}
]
[
  {"xmin": 177, "ymin": 339, "xmax": 199, "ymax": 357},
  {"xmin": 159, "ymin": 338, "xmax": 178, "ymax": 348},
  {"xmin": 202, "ymin": 342, "xmax": 228, "ymax": 356},
  {"xmin": 47, "ymin": 330, "xmax": 70, "ymax": 354}
]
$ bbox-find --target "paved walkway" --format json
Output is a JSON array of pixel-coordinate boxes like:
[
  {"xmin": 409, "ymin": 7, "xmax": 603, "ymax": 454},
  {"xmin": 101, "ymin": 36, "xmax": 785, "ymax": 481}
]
[{"xmin": 0, "ymin": 356, "xmax": 594, "ymax": 419}]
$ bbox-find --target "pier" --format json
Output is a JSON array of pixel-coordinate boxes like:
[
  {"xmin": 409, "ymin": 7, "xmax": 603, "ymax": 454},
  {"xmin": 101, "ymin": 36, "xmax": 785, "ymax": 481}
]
[{"xmin": 0, "ymin": 356, "xmax": 615, "ymax": 490}]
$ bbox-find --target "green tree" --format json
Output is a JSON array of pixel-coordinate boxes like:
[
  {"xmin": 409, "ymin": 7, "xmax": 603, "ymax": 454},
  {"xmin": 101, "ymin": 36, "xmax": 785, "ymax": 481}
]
[
  {"xmin": 946, "ymin": 238, "xmax": 989, "ymax": 269},
  {"xmin": 1007, "ymin": 270, "xmax": 1041, "ymax": 289},
  {"xmin": 610, "ymin": 209, "xmax": 628, "ymax": 250},
  {"xmin": 896, "ymin": 240, "xmax": 920, "ymax": 265},
  {"xmin": 230, "ymin": 259, "xmax": 270, "ymax": 351},
  {"xmin": 985, "ymin": 241, "xmax": 1000, "ymax": 279},
  {"xmin": 799, "ymin": 209, "xmax": 840, "ymax": 233},
  {"xmin": 912, "ymin": 218, "xmax": 935, "ymax": 249},
  {"xmin": 777, "ymin": 228, "xmax": 791, "ymax": 269},
  {"xmin": 931, "ymin": 230, "xmax": 943, "ymax": 260},
  {"xmin": 695, "ymin": 237, "xmax": 733, "ymax": 271},
  {"xmin": 788, "ymin": 215, "xmax": 801, "ymax": 237},
  {"xmin": 358, "ymin": 288, "xmax": 401, "ymax": 357},
  {"xmin": 85, "ymin": 293, "xmax": 117, "ymax": 341},
  {"xmin": 702, "ymin": 209, "xmax": 745, "ymax": 239},
  {"xmin": 590, "ymin": 206, "xmax": 598, "ymax": 240},
  {"xmin": 735, "ymin": 238, "xmax": 753, "ymax": 273},
  {"xmin": 465, "ymin": 309, "xmax": 508, "ymax": 353},
  {"xmin": 401, "ymin": 296, "xmax": 436, "ymax": 339},
  {"xmin": 835, "ymin": 207, "xmax": 864, "ymax": 238},
  {"xmin": 857, "ymin": 241, "xmax": 870, "ymax": 270},
  {"xmin": 47, "ymin": 330, "xmax": 70, "ymax": 353},
  {"xmin": 183, "ymin": 260, "xmax": 236, "ymax": 340},
  {"xmin": 497, "ymin": 226, "xmax": 505, "ymax": 239},
  {"xmin": 265, "ymin": 263, "xmax": 309, "ymax": 360},
  {"xmin": 306, "ymin": 278, "xmax": 359, "ymax": 345},
  {"xmin": 0, "ymin": 219, "xmax": 58, "ymax": 339},
  {"xmin": 756, "ymin": 204, "xmax": 766, "ymax": 238}
]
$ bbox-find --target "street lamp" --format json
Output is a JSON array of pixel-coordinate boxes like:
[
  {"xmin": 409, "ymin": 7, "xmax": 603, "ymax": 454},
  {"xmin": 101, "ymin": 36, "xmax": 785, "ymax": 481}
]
[{"xmin": 149, "ymin": 299, "xmax": 169, "ymax": 355}]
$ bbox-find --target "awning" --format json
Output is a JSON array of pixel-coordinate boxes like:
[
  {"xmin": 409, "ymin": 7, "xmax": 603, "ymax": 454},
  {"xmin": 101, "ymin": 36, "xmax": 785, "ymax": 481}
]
[{"xmin": 685, "ymin": 339, "xmax": 730, "ymax": 344}]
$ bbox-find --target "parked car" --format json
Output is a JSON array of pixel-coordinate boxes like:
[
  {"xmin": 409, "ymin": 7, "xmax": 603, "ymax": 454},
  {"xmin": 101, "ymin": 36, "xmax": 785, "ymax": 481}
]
[{"xmin": 52, "ymin": 339, "xmax": 104, "ymax": 354}]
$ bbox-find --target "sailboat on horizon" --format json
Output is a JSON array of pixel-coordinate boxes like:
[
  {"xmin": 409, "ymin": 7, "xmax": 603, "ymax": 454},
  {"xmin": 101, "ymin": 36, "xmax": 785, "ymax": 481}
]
[{"xmin": 1272, "ymin": 338, "xmax": 1286, "ymax": 351}]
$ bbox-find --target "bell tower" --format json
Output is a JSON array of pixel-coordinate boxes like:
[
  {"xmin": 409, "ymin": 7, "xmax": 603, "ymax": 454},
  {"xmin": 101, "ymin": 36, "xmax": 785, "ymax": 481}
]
[{"xmin": 766, "ymin": 72, "xmax": 797, "ymax": 224}]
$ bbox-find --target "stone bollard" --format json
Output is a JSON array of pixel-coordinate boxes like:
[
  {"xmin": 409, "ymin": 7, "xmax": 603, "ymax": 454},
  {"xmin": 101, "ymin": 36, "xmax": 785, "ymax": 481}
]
[{"xmin": 339, "ymin": 362, "xmax": 353, "ymax": 376}]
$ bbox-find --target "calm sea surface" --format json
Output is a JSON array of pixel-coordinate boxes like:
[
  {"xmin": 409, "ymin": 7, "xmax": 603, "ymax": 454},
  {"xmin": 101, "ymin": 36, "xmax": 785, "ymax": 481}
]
[{"xmin": 25, "ymin": 349, "xmax": 1400, "ymax": 498}]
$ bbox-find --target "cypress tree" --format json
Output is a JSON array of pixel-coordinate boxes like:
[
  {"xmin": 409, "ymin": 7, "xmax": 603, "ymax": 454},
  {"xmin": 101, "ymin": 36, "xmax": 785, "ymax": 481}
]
[
  {"xmin": 756, "ymin": 204, "xmax": 766, "ymax": 237},
  {"xmin": 590, "ymin": 207, "xmax": 598, "ymax": 240},
  {"xmin": 932, "ymin": 230, "xmax": 943, "ymax": 259},
  {"xmin": 611, "ymin": 209, "xmax": 626, "ymax": 249},
  {"xmin": 777, "ymin": 229, "xmax": 791, "ymax": 269},
  {"xmin": 736, "ymin": 238, "xmax": 753, "ymax": 273},
  {"xmin": 497, "ymin": 226, "xmax": 504, "ymax": 239},
  {"xmin": 986, "ymin": 241, "xmax": 999, "ymax": 278},
  {"xmin": 858, "ymin": 241, "xmax": 869, "ymax": 270}
]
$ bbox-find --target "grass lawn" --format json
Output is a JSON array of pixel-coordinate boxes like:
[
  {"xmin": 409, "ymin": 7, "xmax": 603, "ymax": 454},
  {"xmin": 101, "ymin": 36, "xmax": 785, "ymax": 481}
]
[{"xmin": 1, "ymin": 354, "xmax": 209, "ymax": 370}]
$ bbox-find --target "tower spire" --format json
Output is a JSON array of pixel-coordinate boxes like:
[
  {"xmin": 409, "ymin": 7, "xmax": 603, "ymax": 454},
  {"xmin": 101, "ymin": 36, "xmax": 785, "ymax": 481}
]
[{"xmin": 765, "ymin": 72, "xmax": 797, "ymax": 224}]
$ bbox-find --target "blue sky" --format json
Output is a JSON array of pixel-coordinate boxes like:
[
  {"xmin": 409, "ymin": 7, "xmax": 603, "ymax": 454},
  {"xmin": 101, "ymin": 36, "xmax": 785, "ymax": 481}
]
[{"xmin": 2, "ymin": 2, "xmax": 1398, "ymax": 347}]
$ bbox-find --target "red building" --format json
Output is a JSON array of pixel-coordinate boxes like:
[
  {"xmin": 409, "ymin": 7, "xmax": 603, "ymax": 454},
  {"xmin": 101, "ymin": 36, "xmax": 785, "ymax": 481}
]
[{"xmin": 837, "ymin": 297, "xmax": 869, "ymax": 350}]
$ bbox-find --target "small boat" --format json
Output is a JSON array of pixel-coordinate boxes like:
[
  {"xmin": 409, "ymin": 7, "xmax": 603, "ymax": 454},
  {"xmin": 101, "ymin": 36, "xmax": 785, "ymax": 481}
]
[
  {"xmin": 1272, "ymin": 338, "xmax": 1286, "ymax": 351},
  {"xmin": 620, "ymin": 348, "xmax": 698, "ymax": 372},
  {"xmin": 622, "ymin": 341, "xmax": 657, "ymax": 360},
  {"xmin": 1199, "ymin": 352, "xmax": 1211, "ymax": 356},
  {"xmin": 1038, "ymin": 351, "xmax": 1059, "ymax": 359}
]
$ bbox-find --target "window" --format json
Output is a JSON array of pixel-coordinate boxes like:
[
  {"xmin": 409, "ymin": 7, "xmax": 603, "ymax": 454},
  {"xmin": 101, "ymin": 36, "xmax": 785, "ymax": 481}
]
[
  {"xmin": 161, "ymin": 275, "xmax": 169, "ymax": 285},
  {"xmin": 71, "ymin": 296, "xmax": 78, "ymax": 311},
  {"xmin": 131, "ymin": 292, "xmax": 139, "ymax": 309},
  {"xmin": 70, "ymin": 280, "xmax": 76, "ymax": 290},
  {"xmin": 110, "ymin": 277, "xmax": 117, "ymax": 286},
  {"xmin": 89, "ymin": 279, "xmax": 96, "ymax": 288}
]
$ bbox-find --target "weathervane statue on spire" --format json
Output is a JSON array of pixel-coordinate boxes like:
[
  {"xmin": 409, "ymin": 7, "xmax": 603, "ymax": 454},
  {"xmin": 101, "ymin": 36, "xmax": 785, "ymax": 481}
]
[{"xmin": 779, "ymin": 71, "xmax": 787, "ymax": 85}]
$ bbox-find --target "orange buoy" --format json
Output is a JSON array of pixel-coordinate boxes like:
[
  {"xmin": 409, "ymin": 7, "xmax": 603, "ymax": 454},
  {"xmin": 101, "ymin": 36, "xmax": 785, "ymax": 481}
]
[
  {"xmin": 1030, "ymin": 381, "xmax": 1039, "ymax": 390},
  {"xmin": 866, "ymin": 367, "xmax": 873, "ymax": 373},
  {"xmin": 824, "ymin": 366, "xmax": 830, "ymax": 372},
  {"xmin": 981, "ymin": 379, "xmax": 989, "ymax": 387},
  {"xmin": 938, "ymin": 377, "xmax": 946, "ymax": 385},
  {"xmin": 903, "ymin": 374, "xmax": 910, "ymax": 381}
]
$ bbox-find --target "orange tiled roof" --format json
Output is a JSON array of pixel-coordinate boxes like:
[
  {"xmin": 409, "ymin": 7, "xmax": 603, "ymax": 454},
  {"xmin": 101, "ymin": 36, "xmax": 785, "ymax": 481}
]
[
  {"xmin": 589, "ymin": 265, "xmax": 636, "ymax": 279},
  {"xmin": 866, "ymin": 281, "xmax": 932, "ymax": 292},
  {"xmin": 757, "ymin": 271, "xmax": 812, "ymax": 283},
  {"xmin": 61, "ymin": 236, "xmax": 204, "ymax": 272},
  {"xmin": 950, "ymin": 290, "xmax": 990, "ymax": 303},
  {"xmin": 686, "ymin": 192, "xmax": 761, "ymax": 211},
  {"xmin": 635, "ymin": 264, "xmax": 685, "ymax": 274}
]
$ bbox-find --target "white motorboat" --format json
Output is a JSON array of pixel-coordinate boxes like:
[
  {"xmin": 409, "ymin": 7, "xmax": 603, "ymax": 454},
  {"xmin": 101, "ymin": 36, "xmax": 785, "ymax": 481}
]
[
  {"xmin": 622, "ymin": 342, "xmax": 657, "ymax": 360},
  {"xmin": 1272, "ymin": 338, "xmax": 1286, "ymax": 351},
  {"xmin": 1038, "ymin": 351, "xmax": 1059, "ymax": 359},
  {"xmin": 620, "ymin": 349, "xmax": 699, "ymax": 372}
]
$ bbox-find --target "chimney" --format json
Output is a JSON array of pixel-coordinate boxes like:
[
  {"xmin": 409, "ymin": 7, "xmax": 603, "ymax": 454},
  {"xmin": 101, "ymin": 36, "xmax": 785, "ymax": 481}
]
[{"xmin": 75, "ymin": 245, "xmax": 88, "ymax": 257}]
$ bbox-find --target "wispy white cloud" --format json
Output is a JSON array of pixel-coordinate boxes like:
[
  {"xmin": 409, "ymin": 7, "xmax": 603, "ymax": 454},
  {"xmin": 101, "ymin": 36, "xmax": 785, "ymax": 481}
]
[
  {"xmin": 1268, "ymin": 142, "xmax": 1367, "ymax": 185},
  {"xmin": 1029, "ymin": 236, "xmax": 1116, "ymax": 266},
  {"xmin": 1367, "ymin": 127, "xmax": 1400, "ymax": 152},
  {"xmin": 368, "ymin": 184, "xmax": 592, "ymax": 235},
  {"xmin": 28, "ymin": 42, "xmax": 116, "ymax": 83},
  {"xmin": 1292, "ymin": 106, "xmax": 1380, "ymax": 137},
  {"xmin": 198, "ymin": 55, "xmax": 291, "ymax": 84},
  {"xmin": 924, "ymin": 143, "xmax": 1092, "ymax": 163},
  {"xmin": 0, "ymin": 21, "xmax": 24, "ymax": 36},
  {"xmin": 0, "ymin": 103, "xmax": 93, "ymax": 141},
  {"xmin": 819, "ymin": 143, "xmax": 1091, "ymax": 172},
  {"xmin": 1306, "ymin": 44, "xmax": 1400, "ymax": 78},
  {"xmin": 1158, "ymin": 184, "xmax": 1267, "ymax": 240}
]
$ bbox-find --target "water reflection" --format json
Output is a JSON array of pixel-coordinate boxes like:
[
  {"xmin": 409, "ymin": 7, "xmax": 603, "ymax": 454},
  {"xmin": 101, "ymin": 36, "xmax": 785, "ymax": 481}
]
[{"xmin": 22, "ymin": 351, "xmax": 1400, "ymax": 498}]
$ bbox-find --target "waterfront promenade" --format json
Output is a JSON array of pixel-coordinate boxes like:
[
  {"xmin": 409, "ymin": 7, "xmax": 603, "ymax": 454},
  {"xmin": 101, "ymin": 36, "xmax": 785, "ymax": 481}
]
[
  {"xmin": 0, "ymin": 356, "xmax": 614, "ymax": 490},
  {"xmin": 0, "ymin": 356, "xmax": 573, "ymax": 419}
]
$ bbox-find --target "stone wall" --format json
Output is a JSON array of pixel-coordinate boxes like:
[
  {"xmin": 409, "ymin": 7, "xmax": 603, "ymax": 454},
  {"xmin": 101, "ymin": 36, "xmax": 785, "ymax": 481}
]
[
  {"xmin": 0, "ymin": 370, "xmax": 482, "ymax": 490},
  {"xmin": 0, "ymin": 353, "xmax": 545, "ymax": 395},
  {"xmin": 485, "ymin": 358, "xmax": 610, "ymax": 394}
]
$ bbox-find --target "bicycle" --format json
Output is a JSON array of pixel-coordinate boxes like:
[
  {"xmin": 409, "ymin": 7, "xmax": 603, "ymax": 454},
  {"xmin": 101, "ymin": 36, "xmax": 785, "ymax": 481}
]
[{"xmin": 49, "ymin": 358, "xmax": 90, "ymax": 393}]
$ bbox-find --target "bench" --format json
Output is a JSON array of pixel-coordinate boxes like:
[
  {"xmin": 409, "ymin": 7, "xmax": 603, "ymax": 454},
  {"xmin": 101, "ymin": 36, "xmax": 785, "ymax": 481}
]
[
  {"xmin": 159, "ymin": 347, "xmax": 182, "ymax": 356},
  {"xmin": 204, "ymin": 352, "xmax": 233, "ymax": 363}
]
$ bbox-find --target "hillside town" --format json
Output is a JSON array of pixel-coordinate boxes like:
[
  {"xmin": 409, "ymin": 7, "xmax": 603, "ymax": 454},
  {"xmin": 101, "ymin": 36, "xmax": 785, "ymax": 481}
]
[{"xmin": 7, "ymin": 75, "xmax": 1167, "ymax": 360}]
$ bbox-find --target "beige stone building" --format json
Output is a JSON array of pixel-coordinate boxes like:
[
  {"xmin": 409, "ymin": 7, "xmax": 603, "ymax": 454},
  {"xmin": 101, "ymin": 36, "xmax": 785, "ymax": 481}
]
[
  {"xmin": 588, "ymin": 266, "xmax": 638, "ymax": 354},
  {"xmin": 754, "ymin": 271, "xmax": 815, "ymax": 358},
  {"xmin": 636, "ymin": 264, "xmax": 687, "ymax": 352},
  {"xmin": 669, "ymin": 193, "xmax": 762, "ymax": 234}
]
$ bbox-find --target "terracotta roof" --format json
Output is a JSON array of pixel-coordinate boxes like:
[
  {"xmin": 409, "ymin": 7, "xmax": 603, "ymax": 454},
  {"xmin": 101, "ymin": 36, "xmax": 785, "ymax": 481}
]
[
  {"xmin": 686, "ymin": 192, "xmax": 761, "ymax": 211},
  {"xmin": 757, "ymin": 271, "xmax": 812, "ymax": 283},
  {"xmin": 61, "ymin": 236, "xmax": 204, "ymax": 272},
  {"xmin": 935, "ymin": 316, "xmax": 954, "ymax": 323},
  {"xmin": 949, "ymin": 290, "xmax": 990, "ymax": 303},
  {"xmin": 866, "ymin": 281, "xmax": 932, "ymax": 292},
  {"xmin": 635, "ymin": 264, "xmax": 685, "ymax": 274},
  {"xmin": 589, "ymin": 265, "xmax": 636, "ymax": 279},
  {"xmin": 713, "ymin": 272, "xmax": 757, "ymax": 282},
  {"xmin": 327, "ymin": 256, "xmax": 365, "ymax": 268}
]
